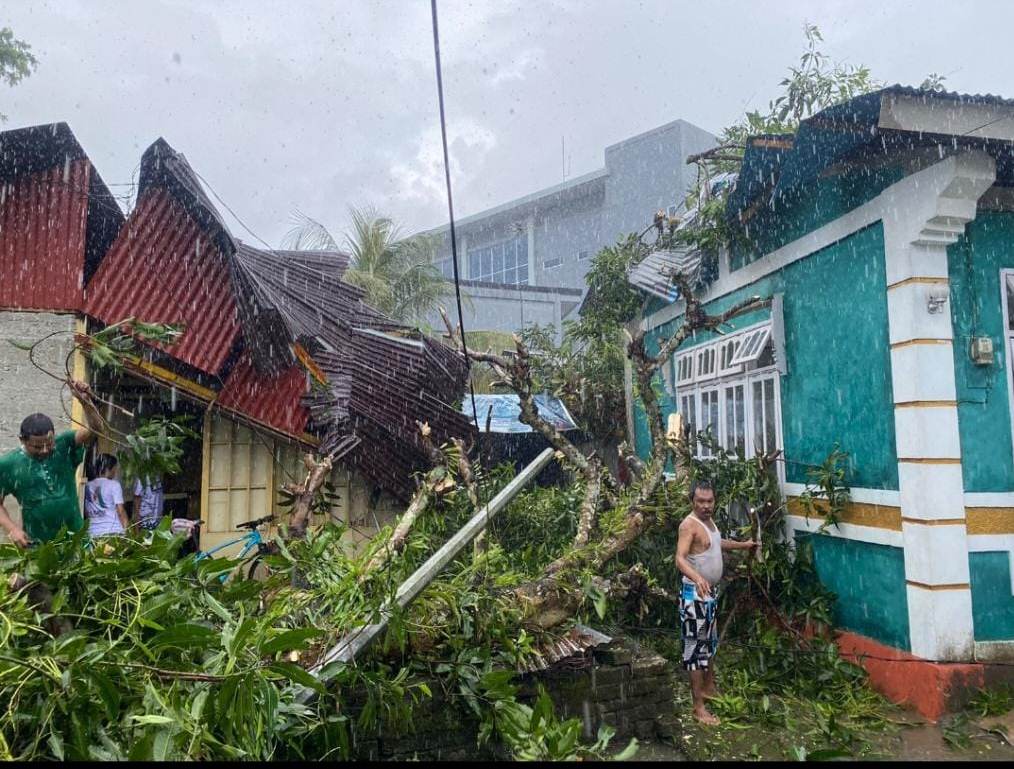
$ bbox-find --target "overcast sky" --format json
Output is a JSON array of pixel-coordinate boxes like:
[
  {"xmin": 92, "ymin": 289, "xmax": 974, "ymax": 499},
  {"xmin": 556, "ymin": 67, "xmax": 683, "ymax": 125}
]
[{"xmin": 4, "ymin": 1, "xmax": 1014, "ymax": 247}]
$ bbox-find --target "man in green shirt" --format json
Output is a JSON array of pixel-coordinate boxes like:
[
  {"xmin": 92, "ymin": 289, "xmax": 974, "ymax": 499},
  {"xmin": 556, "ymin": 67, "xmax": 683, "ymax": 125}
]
[{"xmin": 0, "ymin": 380, "xmax": 101, "ymax": 547}]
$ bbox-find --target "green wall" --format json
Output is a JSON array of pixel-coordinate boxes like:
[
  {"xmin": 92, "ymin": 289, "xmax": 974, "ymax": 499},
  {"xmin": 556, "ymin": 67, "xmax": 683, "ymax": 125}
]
[
  {"xmin": 949, "ymin": 212, "xmax": 1014, "ymax": 491},
  {"xmin": 969, "ymin": 551, "xmax": 1014, "ymax": 641},
  {"xmin": 638, "ymin": 223, "xmax": 898, "ymax": 490},
  {"xmin": 797, "ymin": 533, "xmax": 910, "ymax": 650}
]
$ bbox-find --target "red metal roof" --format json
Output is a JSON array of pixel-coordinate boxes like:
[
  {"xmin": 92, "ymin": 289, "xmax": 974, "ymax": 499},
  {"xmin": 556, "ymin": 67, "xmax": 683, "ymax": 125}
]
[
  {"xmin": 216, "ymin": 351, "xmax": 310, "ymax": 437},
  {"xmin": 0, "ymin": 159, "xmax": 90, "ymax": 311},
  {"xmin": 84, "ymin": 187, "xmax": 241, "ymax": 375}
]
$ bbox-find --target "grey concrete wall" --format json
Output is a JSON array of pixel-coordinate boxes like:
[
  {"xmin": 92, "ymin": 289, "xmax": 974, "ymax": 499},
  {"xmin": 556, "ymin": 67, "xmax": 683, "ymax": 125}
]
[
  {"xmin": 423, "ymin": 117, "xmax": 717, "ymax": 335},
  {"xmin": 422, "ymin": 283, "xmax": 579, "ymax": 339},
  {"xmin": 534, "ymin": 195, "xmax": 604, "ymax": 289},
  {"xmin": 0, "ymin": 310, "xmax": 78, "ymax": 533}
]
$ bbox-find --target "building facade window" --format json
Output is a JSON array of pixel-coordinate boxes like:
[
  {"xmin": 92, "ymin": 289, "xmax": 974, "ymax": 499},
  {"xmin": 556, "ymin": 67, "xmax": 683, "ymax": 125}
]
[
  {"xmin": 434, "ymin": 258, "xmax": 455, "ymax": 280},
  {"xmin": 543, "ymin": 254, "xmax": 563, "ymax": 269},
  {"xmin": 468, "ymin": 234, "xmax": 529, "ymax": 285},
  {"xmin": 672, "ymin": 321, "xmax": 781, "ymax": 460},
  {"xmin": 578, "ymin": 250, "xmax": 590, "ymax": 261}
]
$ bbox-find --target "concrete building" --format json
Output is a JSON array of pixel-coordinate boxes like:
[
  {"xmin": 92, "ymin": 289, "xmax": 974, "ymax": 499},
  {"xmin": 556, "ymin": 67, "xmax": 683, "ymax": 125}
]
[
  {"xmin": 631, "ymin": 86, "xmax": 1014, "ymax": 718},
  {"xmin": 420, "ymin": 118, "xmax": 717, "ymax": 336}
]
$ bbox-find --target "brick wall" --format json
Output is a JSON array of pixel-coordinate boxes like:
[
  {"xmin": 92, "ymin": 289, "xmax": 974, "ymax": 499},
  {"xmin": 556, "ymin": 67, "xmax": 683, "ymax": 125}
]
[
  {"xmin": 349, "ymin": 638, "xmax": 677, "ymax": 760},
  {"xmin": 0, "ymin": 310, "xmax": 78, "ymax": 535}
]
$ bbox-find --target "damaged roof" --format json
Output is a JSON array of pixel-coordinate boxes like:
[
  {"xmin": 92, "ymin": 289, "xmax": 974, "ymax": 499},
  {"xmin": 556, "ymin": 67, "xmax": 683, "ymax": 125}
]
[{"xmin": 82, "ymin": 134, "xmax": 472, "ymax": 500}]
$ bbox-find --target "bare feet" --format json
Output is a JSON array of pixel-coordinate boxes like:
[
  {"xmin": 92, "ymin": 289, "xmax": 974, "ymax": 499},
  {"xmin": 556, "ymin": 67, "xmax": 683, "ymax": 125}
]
[{"xmin": 693, "ymin": 706, "xmax": 721, "ymax": 726}]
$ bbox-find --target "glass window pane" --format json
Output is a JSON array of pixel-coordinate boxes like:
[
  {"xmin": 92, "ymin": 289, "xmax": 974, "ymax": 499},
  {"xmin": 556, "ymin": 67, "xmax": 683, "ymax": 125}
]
[
  {"xmin": 752, "ymin": 380, "xmax": 764, "ymax": 452},
  {"xmin": 481, "ymin": 249, "xmax": 492, "ymax": 279},
  {"xmin": 1007, "ymin": 274, "xmax": 1014, "ymax": 330},
  {"xmin": 492, "ymin": 246, "xmax": 504, "ymax": 275},
  {"xmin": 765, "ymin": 379, "xmax": 776, "ymax": 451},
  {"xmin": 517, "ymin": 263, "xmax": 529, "ymax": 284},
  {"xmin": 735, "ymin": 385, "xmax": 745, "ymax": 455}
]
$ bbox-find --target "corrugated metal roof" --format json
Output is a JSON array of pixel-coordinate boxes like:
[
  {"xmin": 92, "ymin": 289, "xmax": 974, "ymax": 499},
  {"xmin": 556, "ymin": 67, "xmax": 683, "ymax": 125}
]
[
  {"xmin": 216, "ymin": 351, "xmax": 310, "ymax": 437},
  {"xmin": 0, "ymin": 160, "xmax": 90, "ymax": 311},
  {"xmin": 628, "ymin": 249, "xmax": 703, "ymax": 303},
  {"xmin": 0, "ymin": 122, "xmax": 125, "ymax": 313},
  {"xmin": 84, "ymin": 186, "xmax": 241, "ymax": 375},
  {"xmin": 516, "ymin": 624, "xmax": 612, "ymax": 674}
]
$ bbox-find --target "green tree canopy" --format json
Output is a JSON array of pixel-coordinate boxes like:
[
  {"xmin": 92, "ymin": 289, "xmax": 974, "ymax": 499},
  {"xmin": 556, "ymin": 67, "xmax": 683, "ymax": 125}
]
[
  {"xmin": 0, "ymin": 27, "xmax": 38, "ymax": 122},
  {"xmin": 284, "ymin": 207, "xmax": 451, "ymax": 325}
]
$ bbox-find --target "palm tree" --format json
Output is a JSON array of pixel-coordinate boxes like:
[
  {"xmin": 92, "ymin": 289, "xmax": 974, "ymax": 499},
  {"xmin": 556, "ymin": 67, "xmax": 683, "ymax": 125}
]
[{"xmin": 283, "ymin": 206, "xmax": 452, "ymax": 325}]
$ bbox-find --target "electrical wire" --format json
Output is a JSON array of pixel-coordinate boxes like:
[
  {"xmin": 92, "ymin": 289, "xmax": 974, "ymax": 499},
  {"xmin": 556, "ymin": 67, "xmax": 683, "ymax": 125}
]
[{"xmin": 429, "ymin": 0, "xmax": 498, "ymax": 564}]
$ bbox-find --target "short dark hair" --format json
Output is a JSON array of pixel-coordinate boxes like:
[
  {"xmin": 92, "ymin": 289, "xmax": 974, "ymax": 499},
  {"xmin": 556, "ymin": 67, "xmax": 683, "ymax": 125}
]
[
  {"xmin": 86, "ymin": 453, "xmax": 118, "ymax": 482},
  {"xmin": 689, "ymin": 478, "xmax": 716, "ymax": 501},
  {"xmin": 19, "ymin": 413, "xmax": 55, "ymax": 440}
]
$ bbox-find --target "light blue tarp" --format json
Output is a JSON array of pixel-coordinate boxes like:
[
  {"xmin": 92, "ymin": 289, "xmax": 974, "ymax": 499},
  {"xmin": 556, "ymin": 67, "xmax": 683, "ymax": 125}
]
[{"xmin": 462, "ymin": 393, "xmax": 578, "ymax": 433}]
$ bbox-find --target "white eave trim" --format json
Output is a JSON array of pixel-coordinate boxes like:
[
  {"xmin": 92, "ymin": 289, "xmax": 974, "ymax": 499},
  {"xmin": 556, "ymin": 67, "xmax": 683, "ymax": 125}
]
[{"xmin": 879, "ymin": 92, "xmax": 1014, "ymax": 142}]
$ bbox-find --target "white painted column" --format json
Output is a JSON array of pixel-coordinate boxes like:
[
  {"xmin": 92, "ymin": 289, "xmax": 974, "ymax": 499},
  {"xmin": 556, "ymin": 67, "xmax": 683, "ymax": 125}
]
[
  {"xmin": 459, "ymin": 234, "xmax": 469, "ymax": 280},
  {"xmin": 527, "ymin": 216, "xmax": 537, "ymax": 287},
  {"xmin": 882, "ymin": 150, "xmax": 996, "ymax": 661}
]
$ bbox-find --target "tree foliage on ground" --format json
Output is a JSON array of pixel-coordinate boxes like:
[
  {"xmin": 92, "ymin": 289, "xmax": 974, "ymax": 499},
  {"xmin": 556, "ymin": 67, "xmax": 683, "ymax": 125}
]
[{"xmin": 283, "ymin": 206, "xmax": 452, "ymax": 325}]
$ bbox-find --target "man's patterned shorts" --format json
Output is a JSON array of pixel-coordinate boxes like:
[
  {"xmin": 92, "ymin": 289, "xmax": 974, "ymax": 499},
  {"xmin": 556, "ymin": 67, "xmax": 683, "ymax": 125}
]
[{"xmin": 679, "ymin": 580, "xmax": 719, "ymax": 671}]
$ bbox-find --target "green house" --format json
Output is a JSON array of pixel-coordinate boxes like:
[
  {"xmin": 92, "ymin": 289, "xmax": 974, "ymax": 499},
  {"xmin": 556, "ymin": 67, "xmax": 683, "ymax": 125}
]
[{"xmin": 629, "ymin": 85, "xmax": 1014, "ymax": 668}]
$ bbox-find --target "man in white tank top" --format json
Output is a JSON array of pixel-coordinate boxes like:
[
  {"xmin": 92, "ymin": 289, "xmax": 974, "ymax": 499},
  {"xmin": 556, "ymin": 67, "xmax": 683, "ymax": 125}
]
[{"xmin": 675, "ymin": 479, "xmax": 756, "ymax": 725}]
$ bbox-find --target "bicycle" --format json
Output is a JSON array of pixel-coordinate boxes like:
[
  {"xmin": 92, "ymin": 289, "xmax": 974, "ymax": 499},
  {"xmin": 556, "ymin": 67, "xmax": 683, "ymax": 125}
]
[{"xmin": 188, "ymin": 514, "xmax": 279, "ymax": 581}]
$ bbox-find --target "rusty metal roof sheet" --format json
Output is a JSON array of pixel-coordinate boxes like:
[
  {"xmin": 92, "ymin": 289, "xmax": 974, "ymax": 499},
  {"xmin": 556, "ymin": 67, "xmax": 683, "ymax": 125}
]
[
  {"xmin": 0, "ymin": 122, "xmax": 124, "ymax": 312},
  {"xmin": 516, "ymin": 624, "xmax": 613, "ymax": 674},
  {"xmin": 84, "ymin": 186, "xmax": 242, "ymax": 375},
  {"xmin": 216, "ymin": 351, "xmax": 310, "ymax": 438}
]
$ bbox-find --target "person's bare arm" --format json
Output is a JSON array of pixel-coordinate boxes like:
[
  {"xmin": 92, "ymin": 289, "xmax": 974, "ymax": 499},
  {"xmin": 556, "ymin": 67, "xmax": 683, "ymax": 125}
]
[
  {"xmin": 0, "ymin": 498, "xmax": 30, "ymax": 548},
  {"xmin": 69, "ymin": 380, "xmax": 102, "ymax": 447},
  {"xmin": 721, "ymin": 538, "xmax": 757, "ymax": 552},
  {"xmin": 116, "ymin": 503, "xmax": 129, "ymax": 531},
  {"xmin": 676, "ymin": 518, "xmax": 712, "ymax": 598}
]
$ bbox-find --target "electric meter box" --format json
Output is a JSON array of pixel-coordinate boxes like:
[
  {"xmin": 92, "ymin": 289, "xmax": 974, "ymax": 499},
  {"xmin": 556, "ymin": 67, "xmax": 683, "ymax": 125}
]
[{"xmin": 971, "ymin": 336, "xmax": 994, "ymax": 365}]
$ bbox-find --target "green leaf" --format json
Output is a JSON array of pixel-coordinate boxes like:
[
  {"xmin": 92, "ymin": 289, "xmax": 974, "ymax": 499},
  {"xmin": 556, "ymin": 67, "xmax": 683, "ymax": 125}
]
[
  {"xmin": 266, "ymin": 662, "xmax": 326, "ymax": 694},
  {"xmin": 89, "ymin": 670, "xmax": 121, "ymax": 720},
  {"xmin": 149, "ymin": 623, "xmax": 218, "ymax": 650},
  {"xmin": 612, "ymin": 737, "xmax": 639, "ymax": 761},
  {"xmin": 260, "ymin": 627, "xmax": 323, "ymax": 655},
  {"xmin": 129, "ymin": 714, "xmax": 175, "ymax": 725},
  {"xmin": 47, "ymin": 732, "xmax": 65, "ymax": 760}
]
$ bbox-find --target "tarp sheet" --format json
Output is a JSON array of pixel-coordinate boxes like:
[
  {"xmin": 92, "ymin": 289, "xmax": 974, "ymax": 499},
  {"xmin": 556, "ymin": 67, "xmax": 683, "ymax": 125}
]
[{"xmin": 463, "ymin": 393, "xmax": 578, "ymax": 433}]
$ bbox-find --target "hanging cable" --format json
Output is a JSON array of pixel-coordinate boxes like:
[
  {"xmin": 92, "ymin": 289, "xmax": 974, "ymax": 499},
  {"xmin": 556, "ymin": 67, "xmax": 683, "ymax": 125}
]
[{"xmin": 430, "ymin": 0, "xmax": 503, "ymax": 596}]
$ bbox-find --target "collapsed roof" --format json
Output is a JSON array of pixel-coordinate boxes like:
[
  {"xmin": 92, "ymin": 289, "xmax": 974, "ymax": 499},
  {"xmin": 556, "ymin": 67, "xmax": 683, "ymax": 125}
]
[{"xmin": 0, "ymin": 127, "xmax": 475, "ymax": 500}]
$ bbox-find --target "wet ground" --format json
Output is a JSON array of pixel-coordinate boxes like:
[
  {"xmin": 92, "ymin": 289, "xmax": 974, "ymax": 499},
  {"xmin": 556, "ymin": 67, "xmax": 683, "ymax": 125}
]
[{"xmin": 607, "ymin": 692, "xmax": 1014, "ymax": 761}]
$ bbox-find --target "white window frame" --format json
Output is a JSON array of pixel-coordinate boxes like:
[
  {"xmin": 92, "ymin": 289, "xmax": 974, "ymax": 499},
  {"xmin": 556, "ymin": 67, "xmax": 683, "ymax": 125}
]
[
  {"xmin": 1001, "ymin": 270, "xmax": 1014, "ymax": 464},
  {"xmin": 729, "ymin": 325, "xmax": 772, "ymax": 367},
  {"xmin": 672, "ymin": 320, "xmax": 783, "ymax": 477},
  {"xmin": 675, "ymin": 351, "xmax": 696, "ymax": 385}
]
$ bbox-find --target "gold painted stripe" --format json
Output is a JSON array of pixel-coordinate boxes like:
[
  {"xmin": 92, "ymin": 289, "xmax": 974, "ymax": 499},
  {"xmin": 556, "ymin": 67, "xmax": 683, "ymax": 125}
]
[
  {"xmin": 966, "ymin": 507, "xmax": 1014, "ymax": 535},
  {"xmin": 898, "ymin": 458, "xmax": 962, "ymax": 465},
  {"xmin": 906, "ymin": 580, "xmax": 970, "ymax": 591},
  {"xmin": 786, "ymin": 497, "xmax": 902, "ymax": 531},
  {"xmin": 887, "ymin": 276, "xmax": 949, "ymax": 290},
  {"xmin": 901, "ymin": 517, "xmax": 967, "ymax": 526},
  {"xmin": 890, "ymin": 338, "xmax": 952, "ymax": 350},
  {"xmin": 123, "ymin": 356, "xmax": 218, "ymax": 402},
  {"xmin": 894, "ymin": 400, "xmax": 958, "ymax": 409}
]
